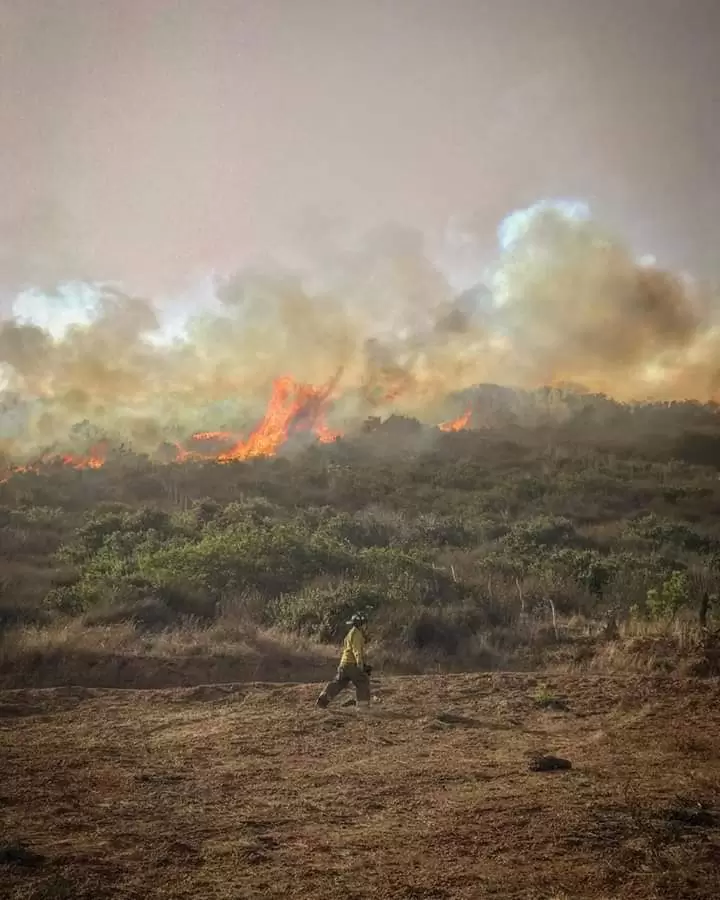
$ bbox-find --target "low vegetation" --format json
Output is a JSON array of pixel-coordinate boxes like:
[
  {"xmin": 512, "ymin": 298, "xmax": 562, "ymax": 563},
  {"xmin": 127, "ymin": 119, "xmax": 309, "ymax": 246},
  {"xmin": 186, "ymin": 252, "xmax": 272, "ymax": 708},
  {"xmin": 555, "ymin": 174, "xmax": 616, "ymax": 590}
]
[{"xmin": 2, "ymin": 387, "xmax": 720, "ymax": 686}]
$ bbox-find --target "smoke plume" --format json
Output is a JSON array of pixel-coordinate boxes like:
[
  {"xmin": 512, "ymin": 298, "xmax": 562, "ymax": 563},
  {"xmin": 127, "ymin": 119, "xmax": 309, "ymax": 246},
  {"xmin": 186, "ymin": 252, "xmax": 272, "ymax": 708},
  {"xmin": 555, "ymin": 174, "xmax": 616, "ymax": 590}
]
[{"xmin": 1, "ymin": 201, "xmax": 719, "ymax": 463}]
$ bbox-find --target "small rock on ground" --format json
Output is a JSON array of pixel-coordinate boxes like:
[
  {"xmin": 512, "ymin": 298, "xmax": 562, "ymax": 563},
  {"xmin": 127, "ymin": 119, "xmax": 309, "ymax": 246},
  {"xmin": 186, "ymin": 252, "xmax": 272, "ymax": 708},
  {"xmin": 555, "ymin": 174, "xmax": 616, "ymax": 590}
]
[{"xmin": 528, "ymin": 755, "xmax": 572, "ymax": 772}]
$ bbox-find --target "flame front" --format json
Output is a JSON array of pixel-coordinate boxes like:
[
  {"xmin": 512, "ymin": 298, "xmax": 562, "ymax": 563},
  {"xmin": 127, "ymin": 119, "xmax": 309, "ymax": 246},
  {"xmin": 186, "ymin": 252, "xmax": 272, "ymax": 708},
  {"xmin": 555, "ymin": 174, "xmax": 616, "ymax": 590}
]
[
  {"xmin": 191, "ymin": 431, "xmax": 238, "ymax": 443},
  {"xmin": 0, "ymin": 378, "xmax": 474, "ymax": 481},
  {"xmin": 0, "ymin": 443, "xmax": 109, "ymax": 482},
  {"xmin": 60, "ymin": 449, "xmax": 107, "ymax": 470},
  {"xmin": 438, "ymin": 409, "xmax": 472, "ymax": 432},
  {"xmin": 218, "ymin": 376, "xmax": 340, "ymax": 461}
]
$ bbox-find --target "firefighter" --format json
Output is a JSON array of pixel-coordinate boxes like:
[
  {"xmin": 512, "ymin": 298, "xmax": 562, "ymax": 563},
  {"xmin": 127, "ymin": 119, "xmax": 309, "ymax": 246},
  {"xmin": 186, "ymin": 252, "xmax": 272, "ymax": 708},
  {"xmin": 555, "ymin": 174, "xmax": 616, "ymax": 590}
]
[{"xmin": 316, "ymin": 613, "xmax": 372, "ymax": 710}]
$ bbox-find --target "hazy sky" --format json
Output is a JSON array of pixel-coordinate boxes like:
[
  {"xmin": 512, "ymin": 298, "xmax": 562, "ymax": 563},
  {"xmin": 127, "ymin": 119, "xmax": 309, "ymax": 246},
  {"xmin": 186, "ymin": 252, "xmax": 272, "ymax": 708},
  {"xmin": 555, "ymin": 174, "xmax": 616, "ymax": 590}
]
[{"xmin": 2, "ymin": 0, "xmax": 719, "ymax": 301}]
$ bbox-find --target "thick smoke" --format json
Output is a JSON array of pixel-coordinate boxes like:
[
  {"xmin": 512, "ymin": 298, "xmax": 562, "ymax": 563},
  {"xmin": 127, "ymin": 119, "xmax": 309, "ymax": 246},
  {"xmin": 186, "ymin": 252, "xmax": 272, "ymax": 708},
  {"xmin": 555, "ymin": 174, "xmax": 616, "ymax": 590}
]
[
  {"xmin": 1, "ymin": 201, "xmax": 719, "ymax": 462},
  {"xmin": 491, "ymin": 201, "xmax": 718, "ymax": 398}
]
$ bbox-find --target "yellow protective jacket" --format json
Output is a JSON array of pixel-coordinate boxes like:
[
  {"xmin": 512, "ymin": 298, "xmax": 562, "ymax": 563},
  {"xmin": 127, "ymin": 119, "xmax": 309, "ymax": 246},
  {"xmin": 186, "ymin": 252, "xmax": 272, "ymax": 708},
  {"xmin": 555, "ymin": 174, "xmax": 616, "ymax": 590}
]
[{"xmin": 339, "ymin": 626, "xmax": 366, "ymax": 669}]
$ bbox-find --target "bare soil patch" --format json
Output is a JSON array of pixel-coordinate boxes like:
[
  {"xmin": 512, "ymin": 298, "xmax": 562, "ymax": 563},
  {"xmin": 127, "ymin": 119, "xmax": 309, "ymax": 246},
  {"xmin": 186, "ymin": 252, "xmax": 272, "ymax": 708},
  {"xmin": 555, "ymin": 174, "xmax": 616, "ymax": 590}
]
[{"xmin": 2, "ymin": 673, "xmax": 719, "ymax": 899}]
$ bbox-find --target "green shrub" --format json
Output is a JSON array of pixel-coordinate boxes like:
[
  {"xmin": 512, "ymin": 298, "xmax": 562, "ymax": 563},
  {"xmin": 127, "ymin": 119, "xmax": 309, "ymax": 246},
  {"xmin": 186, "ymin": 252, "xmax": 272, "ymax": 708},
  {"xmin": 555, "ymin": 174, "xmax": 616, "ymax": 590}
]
[
  {"xmin": 272, "ymin": 580, "xmax": 382, "ymax": 640},
  {"xmin": 44, "ymin": 581, "xmax": 101, "ymax": 615},
  {"xmin": 3, "ymin": 392, "xmax": 720, "ymax": 662},
  {"xmin": 646, "ymin": 571, "xmax": 692, "ymax": 620},
  {"xmin": 503, "ymin": 516, "xmax": 581, "ymax": 551}
]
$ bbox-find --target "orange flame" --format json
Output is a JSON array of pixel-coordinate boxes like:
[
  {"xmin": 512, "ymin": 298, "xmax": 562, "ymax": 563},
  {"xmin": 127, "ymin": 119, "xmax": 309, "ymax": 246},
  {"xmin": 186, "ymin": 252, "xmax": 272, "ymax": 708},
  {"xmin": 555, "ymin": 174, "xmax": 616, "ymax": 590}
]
[
  {"xmin": 219, "ymin": 375, "xmax": 340, "ymax": 461},
  {"xmin": 172, "ymin": 430, "xmax": 241, "ymax": 463},
  {"xmin": 191, "ymin": 430, "xmax": 238, "ymax": 443},
  {"xmin": 172, "ymin": 442, "xmax": 196, "ymax": 464},
  {"xmin": 0, "ymin": 379, "xmax": 341, "ymax": 480},
  {"xmin": 0, "ymin": 442, "xmax": 109, "ymax": 482},
  {"xmin": 438, "ymin": 409, "xmax": 472, "ymax": 432},
  {"xmin": 314, "ymin": 422, "xmax": 343, "ymax": 444},
  {"xmin": 0, "ymin": 380, "xmax": 477, "ymax": 483},
  {"xmin": 57, "ymin": 446, "xmax": 108, "ymax": 469}
]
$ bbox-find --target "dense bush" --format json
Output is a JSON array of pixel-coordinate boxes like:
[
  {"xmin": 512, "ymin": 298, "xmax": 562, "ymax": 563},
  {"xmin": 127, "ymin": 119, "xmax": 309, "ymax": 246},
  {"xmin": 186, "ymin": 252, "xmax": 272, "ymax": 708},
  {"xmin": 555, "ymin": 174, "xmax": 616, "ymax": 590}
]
[
  {"xmin": 3, "ymin": 394, "xmax": 720, "ymax": 660},
  {"xmin": 646, "ymin": 572, "xmax": 692, "ymax": 621}
]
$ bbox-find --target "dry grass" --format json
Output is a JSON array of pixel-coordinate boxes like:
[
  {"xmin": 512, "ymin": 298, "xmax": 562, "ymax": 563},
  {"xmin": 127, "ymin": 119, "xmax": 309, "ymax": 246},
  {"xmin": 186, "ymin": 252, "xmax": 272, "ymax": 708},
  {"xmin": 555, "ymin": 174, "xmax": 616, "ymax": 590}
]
[
  {"xmin": 2, "ymin": 672, "xmax": 719, "ymax": 899},
  {"xmin": 0, "ymin": 620, "xmax": 338, "ymax": 689},
  {"xmin": 574, "ymin": 619, "xmax": 720, "ymax": 676},
  {"xmin": 2, "ymin": 614, "xmax": 717, "ymax": 691}
]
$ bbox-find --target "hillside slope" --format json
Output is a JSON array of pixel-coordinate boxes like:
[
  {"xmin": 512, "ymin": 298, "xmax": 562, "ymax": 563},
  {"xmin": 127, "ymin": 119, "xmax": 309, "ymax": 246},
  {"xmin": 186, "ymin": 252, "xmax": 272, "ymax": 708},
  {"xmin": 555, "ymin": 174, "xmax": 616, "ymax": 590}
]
[
  {"xmin": 3, "ymin": 673, "xmax": 720, "ymax": 899},
  {"xmin": 4, "ymin": 412, "xmax": 720, "ymax": 680}
]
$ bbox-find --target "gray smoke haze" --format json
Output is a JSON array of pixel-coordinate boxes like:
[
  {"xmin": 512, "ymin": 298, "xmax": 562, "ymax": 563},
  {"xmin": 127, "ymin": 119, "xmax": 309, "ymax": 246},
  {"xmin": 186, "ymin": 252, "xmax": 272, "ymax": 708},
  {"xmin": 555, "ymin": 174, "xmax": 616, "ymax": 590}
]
[
  {"xmin": 2, "ymin": 1, "xmax": 720, "ymax": 460},
  {"xmin": 2, "ymin": 0, "xmax": 719, "ymax": 298},
  {"xmin": 1, "ymin": 202, "xmax": 719, "ymax": 462}
]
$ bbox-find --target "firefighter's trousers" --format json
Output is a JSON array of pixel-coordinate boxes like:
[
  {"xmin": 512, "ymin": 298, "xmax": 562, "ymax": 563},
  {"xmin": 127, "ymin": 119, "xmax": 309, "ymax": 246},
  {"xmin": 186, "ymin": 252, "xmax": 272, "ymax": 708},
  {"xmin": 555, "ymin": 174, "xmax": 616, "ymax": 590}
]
[{"xmin": 318, "ymin": 664, "xmax": 370, "ymax": 704}]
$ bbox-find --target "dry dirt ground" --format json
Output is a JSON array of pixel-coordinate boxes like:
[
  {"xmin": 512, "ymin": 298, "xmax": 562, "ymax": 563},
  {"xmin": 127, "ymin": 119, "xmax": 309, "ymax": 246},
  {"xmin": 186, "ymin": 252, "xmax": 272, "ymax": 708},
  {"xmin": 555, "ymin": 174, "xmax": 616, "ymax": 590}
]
[{"xmin": 2, "ymin": 673, "xmax": 720, "ymax": 900}]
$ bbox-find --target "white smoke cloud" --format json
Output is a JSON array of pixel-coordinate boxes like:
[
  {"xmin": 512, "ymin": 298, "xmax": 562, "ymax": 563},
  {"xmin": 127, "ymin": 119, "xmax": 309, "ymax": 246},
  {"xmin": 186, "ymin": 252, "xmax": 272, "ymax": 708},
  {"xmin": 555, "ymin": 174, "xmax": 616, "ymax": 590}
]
[{"xmin": 1, "ymin": 199, "xmax": 719, "ymax": 463}]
